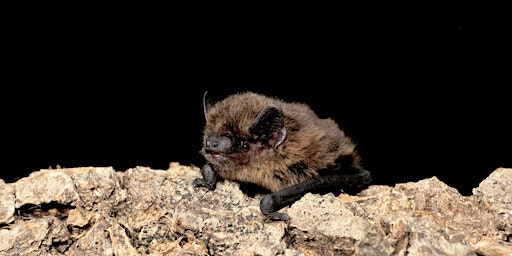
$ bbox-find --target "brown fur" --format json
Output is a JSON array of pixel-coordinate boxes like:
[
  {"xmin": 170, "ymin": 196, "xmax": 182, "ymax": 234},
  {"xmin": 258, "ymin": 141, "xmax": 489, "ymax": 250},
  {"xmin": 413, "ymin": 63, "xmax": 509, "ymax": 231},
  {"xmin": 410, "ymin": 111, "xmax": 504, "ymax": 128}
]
[{"xmin": 201, "ymin": 91, "xmax": 363, "ymax": 193}]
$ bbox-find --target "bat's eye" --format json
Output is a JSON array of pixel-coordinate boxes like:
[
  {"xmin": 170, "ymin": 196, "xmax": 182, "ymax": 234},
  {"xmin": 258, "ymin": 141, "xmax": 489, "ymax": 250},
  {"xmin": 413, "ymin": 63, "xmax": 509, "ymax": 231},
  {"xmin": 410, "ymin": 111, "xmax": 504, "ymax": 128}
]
[{"xmin": 241, "ymin": 141, "xmax": 250, "ymax": 150}]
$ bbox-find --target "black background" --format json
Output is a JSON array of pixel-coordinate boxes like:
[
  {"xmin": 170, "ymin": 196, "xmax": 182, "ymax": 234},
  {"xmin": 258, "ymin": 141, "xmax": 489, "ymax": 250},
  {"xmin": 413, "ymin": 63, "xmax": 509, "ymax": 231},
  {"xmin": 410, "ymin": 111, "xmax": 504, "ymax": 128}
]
[{"xmin": 3, "ymin": 5, "xmax": 510, "ymax": 196}]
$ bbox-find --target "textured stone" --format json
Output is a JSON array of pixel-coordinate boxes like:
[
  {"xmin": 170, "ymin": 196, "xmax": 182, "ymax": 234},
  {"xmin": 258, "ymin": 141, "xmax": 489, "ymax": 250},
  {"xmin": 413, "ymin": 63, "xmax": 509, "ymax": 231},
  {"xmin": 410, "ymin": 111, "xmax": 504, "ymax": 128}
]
[{"xmin": 0, "ymin": 164, "xmax": 510, "ymax": 255}]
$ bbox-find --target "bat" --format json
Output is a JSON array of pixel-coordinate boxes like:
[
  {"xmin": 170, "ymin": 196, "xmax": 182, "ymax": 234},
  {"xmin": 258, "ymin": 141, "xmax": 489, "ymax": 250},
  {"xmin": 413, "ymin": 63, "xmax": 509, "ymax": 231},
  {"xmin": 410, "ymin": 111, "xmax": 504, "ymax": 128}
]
[{"xmin": 193, "ymin": 91, "xmax": 371, "ymax": 221}]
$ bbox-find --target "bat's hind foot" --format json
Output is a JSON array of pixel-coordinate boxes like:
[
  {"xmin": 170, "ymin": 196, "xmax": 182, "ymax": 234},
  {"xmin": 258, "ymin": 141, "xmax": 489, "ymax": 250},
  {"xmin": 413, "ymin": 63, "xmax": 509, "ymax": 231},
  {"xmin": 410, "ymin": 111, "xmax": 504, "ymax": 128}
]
[{"xmin": 260, "ymin": 194, "xmax": 291, "ymax": 222}]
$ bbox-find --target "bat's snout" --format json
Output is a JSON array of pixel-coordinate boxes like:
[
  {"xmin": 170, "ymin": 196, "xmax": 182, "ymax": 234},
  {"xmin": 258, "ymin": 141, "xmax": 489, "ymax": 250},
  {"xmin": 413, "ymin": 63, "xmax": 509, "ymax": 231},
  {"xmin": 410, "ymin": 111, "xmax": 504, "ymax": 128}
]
[{"xmin": 204, "ymin": 135, "xmax": 232, "ymax": 153}]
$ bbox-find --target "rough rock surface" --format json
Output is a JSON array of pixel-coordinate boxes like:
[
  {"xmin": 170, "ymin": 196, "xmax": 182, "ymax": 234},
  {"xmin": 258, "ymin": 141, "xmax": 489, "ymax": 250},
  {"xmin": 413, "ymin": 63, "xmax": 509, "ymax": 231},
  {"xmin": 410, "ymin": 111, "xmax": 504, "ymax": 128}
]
[{"xmin": 0, "ymin": 163, "xmax": 510, "ymax": 256}]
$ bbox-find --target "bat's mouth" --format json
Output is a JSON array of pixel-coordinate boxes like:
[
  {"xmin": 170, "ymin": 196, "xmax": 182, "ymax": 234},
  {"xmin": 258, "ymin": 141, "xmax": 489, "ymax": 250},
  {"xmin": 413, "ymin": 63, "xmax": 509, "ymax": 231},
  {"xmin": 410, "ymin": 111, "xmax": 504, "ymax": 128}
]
[
  {"xmin": 205, "ymin": 149, "xmax": 252, "ymax": 165},
  {"xmin": 206, "ymin": 150, "xmax": 225, "ymax": 159}
]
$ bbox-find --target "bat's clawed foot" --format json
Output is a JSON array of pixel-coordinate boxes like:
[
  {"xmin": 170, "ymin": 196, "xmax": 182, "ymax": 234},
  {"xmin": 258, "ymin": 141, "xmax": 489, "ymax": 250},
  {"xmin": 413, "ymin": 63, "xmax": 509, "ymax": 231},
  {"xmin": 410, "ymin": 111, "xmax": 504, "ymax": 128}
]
[
  {"xmin": 266, "ymin": 212, "xmax": 291, "ymax": 223},
  {"xmin": 192, "ymin": 178, "xmax": 214, "ymax": 190},
  {"xmin": 260, "ymin": 194, "xmax": 291, "ymax": 223},
  {"xmin": 193, "ymin": 164, "xmax": 219, "ymax": 190}
]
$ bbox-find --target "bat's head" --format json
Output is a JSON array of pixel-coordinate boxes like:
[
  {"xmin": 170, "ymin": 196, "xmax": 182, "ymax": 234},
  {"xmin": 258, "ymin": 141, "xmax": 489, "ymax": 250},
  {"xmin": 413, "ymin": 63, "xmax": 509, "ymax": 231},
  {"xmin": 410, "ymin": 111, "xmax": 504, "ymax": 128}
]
[{"xmin": 200, "ymin": 92, "xmax": 286, "ymax": 169}]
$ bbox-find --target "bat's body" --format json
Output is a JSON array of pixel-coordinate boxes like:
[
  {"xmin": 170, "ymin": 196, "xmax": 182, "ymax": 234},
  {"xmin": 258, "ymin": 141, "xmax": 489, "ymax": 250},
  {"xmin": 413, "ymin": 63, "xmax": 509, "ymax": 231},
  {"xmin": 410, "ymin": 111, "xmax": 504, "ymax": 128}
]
[{"xmin": 193, "ymin": 91, "xmax": 371, "ymax": 221}]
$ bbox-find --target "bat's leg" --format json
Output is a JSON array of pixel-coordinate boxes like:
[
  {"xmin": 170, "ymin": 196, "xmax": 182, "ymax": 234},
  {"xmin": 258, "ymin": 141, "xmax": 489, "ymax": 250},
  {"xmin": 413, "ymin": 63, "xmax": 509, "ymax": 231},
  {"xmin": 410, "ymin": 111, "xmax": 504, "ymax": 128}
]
[
  {"xmin": 193, "ymin": 163, "xmax": 220, "ymax": 190},
  {"xmin": 260, "ymin": 167, "xmax": 371, "ymax": 221}
]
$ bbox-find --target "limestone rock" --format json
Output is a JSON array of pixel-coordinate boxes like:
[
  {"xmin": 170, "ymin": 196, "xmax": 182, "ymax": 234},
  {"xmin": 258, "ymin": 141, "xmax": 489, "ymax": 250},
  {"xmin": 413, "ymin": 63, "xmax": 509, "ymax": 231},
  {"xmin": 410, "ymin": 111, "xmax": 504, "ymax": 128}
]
[{"xmin": 0, "ymin": 163, "xmax": 510, "ymax": 255}]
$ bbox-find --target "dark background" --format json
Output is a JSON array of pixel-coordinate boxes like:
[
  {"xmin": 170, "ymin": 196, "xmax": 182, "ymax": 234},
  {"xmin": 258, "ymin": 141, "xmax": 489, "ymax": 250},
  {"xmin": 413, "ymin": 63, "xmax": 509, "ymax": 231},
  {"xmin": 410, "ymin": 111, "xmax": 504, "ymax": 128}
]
[{"xmin": 3, "ymin": 6, "xmax": 509, "ymax": 196}]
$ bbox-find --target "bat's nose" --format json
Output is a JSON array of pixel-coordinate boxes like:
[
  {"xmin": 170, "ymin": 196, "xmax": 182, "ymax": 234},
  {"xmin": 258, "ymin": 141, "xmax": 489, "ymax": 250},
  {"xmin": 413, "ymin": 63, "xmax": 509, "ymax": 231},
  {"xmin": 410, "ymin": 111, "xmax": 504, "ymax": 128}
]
[
  {"xmin": 204, "ymin": 136, "xmax": 232, "ymax": 152},
  {"xmin": 205, "ymin": 140, "xmax": 219, "ymax": 149}
]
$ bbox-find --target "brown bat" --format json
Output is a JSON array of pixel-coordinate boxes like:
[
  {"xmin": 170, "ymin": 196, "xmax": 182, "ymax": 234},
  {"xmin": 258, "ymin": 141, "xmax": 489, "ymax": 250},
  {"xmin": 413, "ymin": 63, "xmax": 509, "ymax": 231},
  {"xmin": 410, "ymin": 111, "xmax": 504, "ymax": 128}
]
[{"xmin": 193, "ymin": 91, "xmax": 371, "ymax": 221}]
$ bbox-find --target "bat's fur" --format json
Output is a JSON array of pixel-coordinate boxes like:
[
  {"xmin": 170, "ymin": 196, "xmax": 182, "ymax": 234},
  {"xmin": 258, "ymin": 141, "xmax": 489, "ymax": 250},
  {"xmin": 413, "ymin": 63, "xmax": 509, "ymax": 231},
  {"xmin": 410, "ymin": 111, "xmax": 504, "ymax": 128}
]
[{"xmin": 195, "ymin": 91, "xmax": 370, "ymax": 220}]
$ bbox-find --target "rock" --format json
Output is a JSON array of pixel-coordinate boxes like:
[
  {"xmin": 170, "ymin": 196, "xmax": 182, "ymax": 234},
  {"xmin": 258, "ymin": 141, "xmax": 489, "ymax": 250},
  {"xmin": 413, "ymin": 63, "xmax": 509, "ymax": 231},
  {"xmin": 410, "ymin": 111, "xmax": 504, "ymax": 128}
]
[
  {"xmin": 0, "ymin": 163, "xmax": 510, "ymax": 255},
  {"xmin": 0, "ymin": 179, "xmax": 15, "ymax": 224}
]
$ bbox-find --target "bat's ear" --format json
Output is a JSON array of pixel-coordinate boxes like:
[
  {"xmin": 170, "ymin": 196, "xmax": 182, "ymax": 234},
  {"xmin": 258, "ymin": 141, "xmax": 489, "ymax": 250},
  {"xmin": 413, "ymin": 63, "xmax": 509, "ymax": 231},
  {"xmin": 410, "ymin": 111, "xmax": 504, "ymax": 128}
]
[
  {"xmin": 247, "ymin": 105, "xmax": 287, "ymax": 148},
  {"xmin": 203, "ymin": 91, "xmax": 212, "ymax": 120}
]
